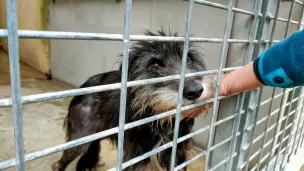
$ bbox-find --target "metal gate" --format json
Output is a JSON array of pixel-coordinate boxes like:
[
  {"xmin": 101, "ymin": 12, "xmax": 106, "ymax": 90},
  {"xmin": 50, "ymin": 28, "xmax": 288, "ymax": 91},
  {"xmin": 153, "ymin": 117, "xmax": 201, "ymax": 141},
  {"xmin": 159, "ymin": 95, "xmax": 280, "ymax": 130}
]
[{"xmin": 0, "ymin": 0, "xmax": 304, "ymax": 171}]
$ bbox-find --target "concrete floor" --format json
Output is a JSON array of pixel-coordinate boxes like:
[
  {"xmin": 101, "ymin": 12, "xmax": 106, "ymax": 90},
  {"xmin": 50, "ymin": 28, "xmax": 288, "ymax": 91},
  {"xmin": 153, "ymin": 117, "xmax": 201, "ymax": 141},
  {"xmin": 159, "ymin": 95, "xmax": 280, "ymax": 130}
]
[{"xmin": 0, "ymin": 50, "xmax": 205, "ymax": 171}]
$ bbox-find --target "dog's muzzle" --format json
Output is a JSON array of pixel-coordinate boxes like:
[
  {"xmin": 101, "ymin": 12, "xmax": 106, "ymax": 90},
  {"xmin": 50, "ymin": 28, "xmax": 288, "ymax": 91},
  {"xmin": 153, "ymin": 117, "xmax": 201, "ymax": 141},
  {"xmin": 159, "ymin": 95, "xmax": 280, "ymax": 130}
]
[{"xmin": 183, "ymin": 80, "xmax": 204, "ymax": 100}]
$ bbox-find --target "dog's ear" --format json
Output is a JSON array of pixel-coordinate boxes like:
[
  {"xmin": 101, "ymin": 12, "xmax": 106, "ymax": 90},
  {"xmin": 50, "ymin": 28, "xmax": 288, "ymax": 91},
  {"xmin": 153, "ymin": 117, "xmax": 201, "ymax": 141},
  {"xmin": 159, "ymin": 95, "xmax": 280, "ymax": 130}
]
[
  {"xmin": 143, "ymin": 27, "xmax": 178, "ymax": 37},
  {"xmin": 144, "ymin": 30, "xmax": 160, "ymax": 37}
]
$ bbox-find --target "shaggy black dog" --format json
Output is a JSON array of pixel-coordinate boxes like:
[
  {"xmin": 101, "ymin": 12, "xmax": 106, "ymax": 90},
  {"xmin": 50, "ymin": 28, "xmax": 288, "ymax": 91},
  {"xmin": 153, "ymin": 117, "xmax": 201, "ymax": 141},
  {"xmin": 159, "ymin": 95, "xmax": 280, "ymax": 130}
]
[{"xmin": 52, "ymin": 29, "xmax": 214, "ymax": 171}]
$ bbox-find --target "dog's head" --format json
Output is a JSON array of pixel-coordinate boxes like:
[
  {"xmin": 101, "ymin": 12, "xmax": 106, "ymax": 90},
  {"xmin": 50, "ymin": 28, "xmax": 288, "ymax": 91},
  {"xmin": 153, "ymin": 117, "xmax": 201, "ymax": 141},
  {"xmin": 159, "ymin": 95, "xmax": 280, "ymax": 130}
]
[{"xmin": 122, "ymin": 28, "xmax": 215, "ymax": 120}]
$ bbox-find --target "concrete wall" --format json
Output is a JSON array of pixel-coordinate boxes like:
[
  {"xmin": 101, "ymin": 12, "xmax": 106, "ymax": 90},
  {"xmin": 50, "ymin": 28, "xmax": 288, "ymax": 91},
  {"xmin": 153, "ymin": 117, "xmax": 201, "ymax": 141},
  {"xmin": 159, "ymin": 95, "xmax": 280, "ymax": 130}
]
[
  {"xmin": 0, "ymin": 0, "xmax": 51, "ymax": 76},
  {"xmin": 48, "ymin": 0, "xmax": 303, "ymax": 170},
  {"xmin": 49, "ymin": 0, "xmax": 228, "ymax": 87}
]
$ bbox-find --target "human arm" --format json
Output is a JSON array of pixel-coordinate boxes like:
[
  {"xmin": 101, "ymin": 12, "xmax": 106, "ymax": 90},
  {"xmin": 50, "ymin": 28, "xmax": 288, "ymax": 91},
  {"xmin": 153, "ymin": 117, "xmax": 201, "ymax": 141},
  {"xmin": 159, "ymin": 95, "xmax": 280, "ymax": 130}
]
[
  {"xmin": 181, "ymin": 30, "xmax": 304, "ymax": 120},
  {"xmin": 219, "ymin": 29, "xmax": 304, "ymax": 96},
  {"xmin": 218, "ymin": 61, "xmax": 264, "ymax": 96}
]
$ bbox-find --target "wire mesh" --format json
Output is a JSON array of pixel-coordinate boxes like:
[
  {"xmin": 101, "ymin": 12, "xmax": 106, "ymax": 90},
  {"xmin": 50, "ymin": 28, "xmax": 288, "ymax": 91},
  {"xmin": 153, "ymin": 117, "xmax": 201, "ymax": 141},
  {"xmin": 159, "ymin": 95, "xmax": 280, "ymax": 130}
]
[{"xmin": 1, "ymin": 0, "xmax": 304, "ymax": 171}]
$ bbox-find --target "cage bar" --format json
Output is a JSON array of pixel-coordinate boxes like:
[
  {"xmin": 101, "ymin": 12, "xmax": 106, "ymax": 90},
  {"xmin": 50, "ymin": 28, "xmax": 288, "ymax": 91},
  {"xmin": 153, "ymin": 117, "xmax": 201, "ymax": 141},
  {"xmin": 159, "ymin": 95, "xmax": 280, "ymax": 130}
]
[
  {"xmin": 264, "ymin": 1, "xmax": 297, "ymax": 170},
  {"xmin": 237, "ymin": 105, "xmax": 302, "ymax": 170},
  {"xmin": 169, "ymin": 0, "xmax": 195, "ymax": 170},
  {"xmin": 287, "ymin": 2, "xmax": 304, "ymax": 162},
  {"xmin": 116, "ymin": 0, "xmax": 133, "ymax": 170},
  {"xmin": 1, "ymin": 0, "xmax": 304, "ymax": 171},
  {"xmin": 0, "ymin": 67, "xmax": 239, "ymax": 108},
  {"xmin": 242, "ymin": 1, "xmax": 270, "ymax": 170},
  {"xmin": 230, "ymin": 1, "xmax": 266, "ymax": 170},
  {"xmin": 5, "ymin": 0, "xmax": 26, "ymax": 170},
  {"xmin": 203, "ymin": 0, "xmax": 235, "ymax": 170},
  {"xmin": 0, "ymin": 94, "xmax": 234, "ymax": 170},
  {"xmin": 249, "ymin": 0, "xmax": 281, "ymax": 170}
]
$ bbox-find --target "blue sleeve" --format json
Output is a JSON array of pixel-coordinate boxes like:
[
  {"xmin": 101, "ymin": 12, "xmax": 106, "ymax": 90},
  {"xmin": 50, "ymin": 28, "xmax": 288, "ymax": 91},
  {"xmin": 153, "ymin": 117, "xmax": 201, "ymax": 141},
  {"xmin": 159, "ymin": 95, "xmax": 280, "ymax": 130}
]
[{"xmin": 253, "ymin": 30, "xmax": 304, "ymax": 88}]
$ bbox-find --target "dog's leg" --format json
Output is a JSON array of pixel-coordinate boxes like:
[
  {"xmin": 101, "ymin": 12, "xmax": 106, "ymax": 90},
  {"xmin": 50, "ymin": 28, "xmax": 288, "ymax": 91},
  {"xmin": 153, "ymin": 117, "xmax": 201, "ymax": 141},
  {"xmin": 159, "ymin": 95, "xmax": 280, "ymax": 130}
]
[
  {"xmin": 76, "ymin": 140, "xmax": 102, "ymax": 171},
  {"xmin": 52, "ymin": 143, "xmax": 90, "ymax": 171}
]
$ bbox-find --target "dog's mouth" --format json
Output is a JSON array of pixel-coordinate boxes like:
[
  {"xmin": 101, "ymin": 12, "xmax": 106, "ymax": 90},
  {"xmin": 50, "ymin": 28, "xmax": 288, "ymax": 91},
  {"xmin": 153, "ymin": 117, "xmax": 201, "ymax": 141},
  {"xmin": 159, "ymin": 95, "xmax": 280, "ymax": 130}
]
[
  {"xmin": 180, "ymin": 102, "xmax": 212, "ymax": 119},
  {"xmin": 169, "ymin": 101, "xmax": 212, "ymax": 121}
]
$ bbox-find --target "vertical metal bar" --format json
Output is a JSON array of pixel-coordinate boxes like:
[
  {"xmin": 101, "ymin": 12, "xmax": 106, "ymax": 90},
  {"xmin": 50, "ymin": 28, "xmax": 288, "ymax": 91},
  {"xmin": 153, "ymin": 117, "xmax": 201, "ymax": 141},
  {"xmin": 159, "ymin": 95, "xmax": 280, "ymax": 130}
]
[
  {"xmin": 301, "ymin": 123, "xmax": 304, "ymax": 147},
  {"xmin": 255, "ymin": 1, "xmax": 281, "ymax": 170},
  {"xmin": 226, "ymin": 92, "xmax": 245, "ymax": 171},
  {"xmin": 274, "ymin": 0, "xmax": 297, "ymax": 169},
  {"xmin": 295, "ymin": 106, "xmax": 304, "ymax": 154},
  {"xmin": 243, "ymin": 1, "xmax": 270, "ymax": 170},
  {"xmin": 224, "ymin": 94, "xmax": 243, "ymax": 171},
  {"xmin": 6, "ymin": 0, "xmax": 26, "ymax": 170},
  {"xmin": 169, "ymin": 0, "xmax": 194, "ymax": 170},
  {"xmin": 264, "ymin": 90, "xmax": 289, "ymax": 171},
  {"xmin": 288, "ymin": 92, "xmax": 304, "ymax": 162},
  {"xmin": 274, "ymin": 89, "xmax": 297, "ymax": 169},
  {"xmin": 203, "ymin": 0, "xmax": 235, "ymax": 170},
  {"xmin": 232, "ymin": 0, "xmax": 265, "ymax": 170},
  {"xmin": 244, "ymin": 88, "xmax": 263, "ymax": 171},
  {"xmin": 116, "ymin": 0, "xmax": 132, "ymax": 170},
  {"xmin": 280, "ymin": 87, "xmax": 301, "ymax": 169},
  {"xmin": 264, "ymin": 1, "xmax": 296, "ymax": 170},
  {"xmin": 288, "ymin": 3, "xmax": 304, "ymax": 161}
]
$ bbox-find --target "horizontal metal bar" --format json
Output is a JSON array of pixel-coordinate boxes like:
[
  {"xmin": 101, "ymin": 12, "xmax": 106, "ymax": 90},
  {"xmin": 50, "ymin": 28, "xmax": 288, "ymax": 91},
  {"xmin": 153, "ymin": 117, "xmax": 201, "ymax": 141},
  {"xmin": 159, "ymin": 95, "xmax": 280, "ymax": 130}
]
[
  {"xmin": 0, "ymin": 95, "xmax": 218, "ymax": 170},
  {"xmin": 246, "ymin": 108, "xmax": 299, "ymax": 150},
  {"xmin": 255, "ymin": 136, "xmax": 295, "ymax": 171},
  {"xmin": 214, "ymin": 111, "xmax": 244, "ymax": 126},
  {"xmin": 112, "ymin": 111, "xmax": 243, "ymax": 170},
  {"xmin": 238, "ymin": 127, "xmax": 296, "ymax": 170},
  {"xmin": 175, "ymin": 150, "xmax": 238, "ymax": 171},
  {"xmin": 263, "ymin": 40, "xmax": 281, "ymax": 44},
  {"xmin": 211, "ymin": 134, "xmax": 239, "ymax": 151},
  {"xmin": 245, "ymin": 97, "xmax": 302, "ymax": 132},
  {"xmin": 242, "ymin": 113, "xmax": 298, "ymax": 152},
  {"xmin": 109, "ymin": 125, "xmax": 211, "ymax": 171},
  {"xmin": 0, "ymin": 29, "xmax": 282, "ymax": 46},
  {"xmin": 278, "ymin": 109, "xmax": 298, "ymax": 123},
  {"xmin": 0, "ymin": 29, "xmax": 283, "ymax": 44},
  {"xmin": 209, "ymin": 153, "xmax": 238, "ymax": 171},
  {"xmin": 254, "ymin": 141, "xmax": 294, "ymax": 171},
  {"xmin": 266, "ymin": 15, "xmax": 304, "ymax": 25},
  {"xmin": 296, "ymin": 0, "xmax": 304, "ymax": 5},
  {"xmin": 0, "ymin": 92, "xmax": 240, "ymax": 170},
  {"xmin": 252, "ymin": 146, "xmax": 288, "ymax": 171},
  {"xmin": 243, "ymin": 124, "xmax": 277, "ymax": 152},
  {"xmin": 0, "ymin": 67, "xmax": 239, "ymax": 108},
  {"xmin": 259, "ymin": 89, "xmax": 295, "ymax": 106},
  {"xmin": 194, "ymin": 0, "xmax": 304, "ymax": 26},
  {"xmin": 193, "ymin": 0, "xmax": 257, "ymax": 16},
  {"xmin": 0, "ymin": 29, "xmax": 258, "ymax": 43},
  {"xmin": 174, "ymin": 151, "xmax": 206, "ymax": 171},
  {"xmin": 284, "ymin": 133, "xmax": 302, "ymax": 157}
]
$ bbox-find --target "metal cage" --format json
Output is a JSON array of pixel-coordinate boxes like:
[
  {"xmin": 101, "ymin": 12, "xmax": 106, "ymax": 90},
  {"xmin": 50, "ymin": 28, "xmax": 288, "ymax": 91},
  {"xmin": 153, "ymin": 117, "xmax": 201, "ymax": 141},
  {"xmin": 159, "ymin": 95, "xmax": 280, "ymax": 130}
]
[{"xmin": 0, "ymin": 0, "xmax": 304, "ymax": 171}]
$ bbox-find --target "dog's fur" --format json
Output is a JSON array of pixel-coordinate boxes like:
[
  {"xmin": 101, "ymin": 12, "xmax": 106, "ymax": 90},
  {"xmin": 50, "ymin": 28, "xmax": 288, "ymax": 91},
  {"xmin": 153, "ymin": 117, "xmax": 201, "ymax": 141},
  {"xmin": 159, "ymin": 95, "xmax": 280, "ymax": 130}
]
[{"xmin": 52, "ymin": 28, "xmax": 215, "ymax": 171}]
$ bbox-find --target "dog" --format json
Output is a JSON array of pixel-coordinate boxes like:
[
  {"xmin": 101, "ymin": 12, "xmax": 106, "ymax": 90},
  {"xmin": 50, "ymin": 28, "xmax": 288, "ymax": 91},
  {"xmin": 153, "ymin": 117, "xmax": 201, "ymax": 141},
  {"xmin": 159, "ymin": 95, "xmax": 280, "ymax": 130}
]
[{"xmin": 52, "ymin": 28, "xmax": 215, "ymax": 171}]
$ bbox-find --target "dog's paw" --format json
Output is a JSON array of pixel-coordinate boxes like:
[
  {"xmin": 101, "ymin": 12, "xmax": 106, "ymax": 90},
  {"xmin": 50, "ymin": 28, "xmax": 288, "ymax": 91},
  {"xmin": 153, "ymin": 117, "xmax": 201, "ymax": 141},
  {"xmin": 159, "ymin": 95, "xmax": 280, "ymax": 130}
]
[
  {"xmin": 97, "ymin": 159, "xmax": 106, "ymax": 167},
  {"xmin": 52, "ymin": 162, "xmax": 64, "ymax": 171}
]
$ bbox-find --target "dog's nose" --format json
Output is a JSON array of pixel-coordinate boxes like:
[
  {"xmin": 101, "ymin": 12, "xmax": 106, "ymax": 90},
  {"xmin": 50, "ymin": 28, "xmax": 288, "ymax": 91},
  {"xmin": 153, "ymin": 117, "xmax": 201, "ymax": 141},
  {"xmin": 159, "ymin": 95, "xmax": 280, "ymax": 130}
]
[{"xmin": 183, "ymin": 82, "xmax": 204, "ymax": 100}]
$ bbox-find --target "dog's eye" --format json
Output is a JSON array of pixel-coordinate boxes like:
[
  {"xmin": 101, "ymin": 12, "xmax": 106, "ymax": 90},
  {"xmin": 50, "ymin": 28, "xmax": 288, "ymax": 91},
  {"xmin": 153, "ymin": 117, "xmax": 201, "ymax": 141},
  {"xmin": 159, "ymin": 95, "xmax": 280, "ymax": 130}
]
[
  {"xmin": 152, "ymin": 63, "xmax": 159, "ymax": 67},
  {"xmin": 149, "ymin": 59, "xmax": 164, "ymax": 69},
  {"xmin": 187, "ymin": 56, "xmax": 192, "ymax": 62},
  {"xmin": 187, "ymin": 56, "xmax": 193, "ymax": 63},
  {"xmin": 149, "ymin": 62, "xmax": 161, "ymax": 69}
]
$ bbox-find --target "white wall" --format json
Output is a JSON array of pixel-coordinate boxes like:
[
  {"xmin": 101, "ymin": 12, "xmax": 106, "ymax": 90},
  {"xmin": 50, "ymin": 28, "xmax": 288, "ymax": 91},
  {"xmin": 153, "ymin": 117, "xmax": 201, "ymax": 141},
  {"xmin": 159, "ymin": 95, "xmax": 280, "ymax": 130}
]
[{"xmin": 49, "ymin": 0, "xmax": 229, "ymax": 87}]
